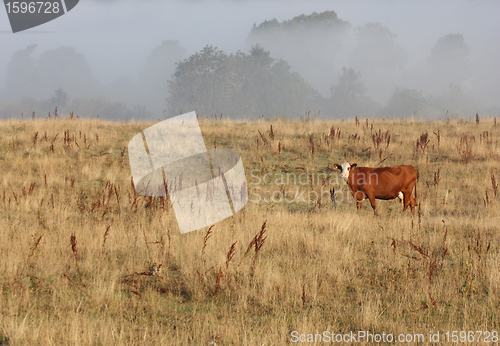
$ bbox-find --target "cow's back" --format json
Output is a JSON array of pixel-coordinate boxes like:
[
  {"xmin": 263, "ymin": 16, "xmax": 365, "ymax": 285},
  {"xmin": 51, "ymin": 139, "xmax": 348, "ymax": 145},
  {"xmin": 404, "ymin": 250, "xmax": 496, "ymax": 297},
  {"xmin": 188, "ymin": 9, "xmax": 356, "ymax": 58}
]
[{"xmin": 350, "ymin": 165, "xmax": 417, "ymax": 200}]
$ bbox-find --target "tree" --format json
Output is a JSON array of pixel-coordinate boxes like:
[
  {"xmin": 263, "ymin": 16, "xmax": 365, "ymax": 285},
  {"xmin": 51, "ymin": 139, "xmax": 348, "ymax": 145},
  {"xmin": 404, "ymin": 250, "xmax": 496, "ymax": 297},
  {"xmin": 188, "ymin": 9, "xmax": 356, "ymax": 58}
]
[
  {"xmin": 247, "ymin": 11, "xmax": 351, "ymax": 96},
  {"xmin": 137, "ymin": 40, "xmax": 186, "ymax": 117},
  {"xmin": 350, "ymin": 22, "xmax": 407, "ymax": 72},
  {"xmin": 70, "ymin": 97, "xmax": 133, "ymax": 120},
  {"xmin": 4, "ymin": 45, "xmax": 100, "ymax": 102},
  {"xmin": 331, "ymin": 67, "xmax": 366, "ymax": 100},
  {"xmin": 249, "ymin": 18, "xmax": 280, "ymax": 36},
  {"xmin": 329, "ymin": 67, "xmax": 378, "ymax": 117},
  {"xmin": 5, "ymin": 45, "xmax": 39, "ymax": 100},
  {"xmin": 429, "ymin": 34, "xmax": 470, "ymax": 67},
  {"xmin": 41, "ymin": 88, "xmax": 69, "ymax": 112},
  {"xmin": 37, "ymin": 46, "xmax": 101, "ymax": 99},
  {"xmin": 280, "ymin": 10, "xmax": 349, "ymax": 31},
  {"xmin": 384, "ymin": 88, "xmax": 427, "ymax": 117},
  {"xmin": 167, "ymin": 45, "xmax": 315, "ymax": 118},
  {"xmin": 249, "ymin": 11, "xmax": 349, "ymax": 36},
  {"xmin": 427, "ymin": 34, "xmax": 471, "ymax": 91},
  {"xmin": 167, "ymin": 45, "xmax": 240, "ymax": 116},
  {"xmin": 349, "ymin": 22, "xmax": 407, "ymax": 102},
  {"xmin": 427, "ymin": 83, "xmax": 478, "ymax": 116}
]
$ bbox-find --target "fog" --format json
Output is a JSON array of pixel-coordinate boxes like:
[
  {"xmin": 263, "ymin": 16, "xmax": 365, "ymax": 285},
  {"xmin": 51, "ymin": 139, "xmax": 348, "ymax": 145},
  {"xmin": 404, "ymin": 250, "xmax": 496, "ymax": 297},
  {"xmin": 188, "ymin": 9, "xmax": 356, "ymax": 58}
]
[{"xmin": 0, "ymin": 0, "xmax": 499, "ymax": 120}]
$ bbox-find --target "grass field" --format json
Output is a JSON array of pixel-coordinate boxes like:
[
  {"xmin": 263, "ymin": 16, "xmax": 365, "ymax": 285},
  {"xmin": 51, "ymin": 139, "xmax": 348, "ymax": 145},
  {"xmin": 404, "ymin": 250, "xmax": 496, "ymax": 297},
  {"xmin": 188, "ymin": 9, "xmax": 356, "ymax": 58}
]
[{"xmin": 0, "ymin": 115, "xmax": 499, "ymax": 345}]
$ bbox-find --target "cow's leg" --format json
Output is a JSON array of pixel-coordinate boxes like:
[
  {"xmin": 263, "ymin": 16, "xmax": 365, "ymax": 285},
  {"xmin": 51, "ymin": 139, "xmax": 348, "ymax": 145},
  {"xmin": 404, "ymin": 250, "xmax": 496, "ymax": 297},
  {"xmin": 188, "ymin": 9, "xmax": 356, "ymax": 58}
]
[
  {"xmin": 409, "ymin": 193, "xmax": 416, "ymax": 216},
  {"xmin": 402, "ymin": 191, "xmax": 410, "ymax": 215},
  {"xmin": 354, "ymin": 191, "xmax": 364, "ymax": 214},
  {"xmin": 367, "ymin": 193, "xmax": 378, "ymax": 216},
  {"xmin": 402, "ymin": 188, "xmax": 416, "ymax": 216},
  {"xmin": 402, "ymin": 190, "xmax": 416, "ymax": 216},
  {"xmin": 398, "ymin": 191, "xmax": 404, "ymax": 205},
  {"xmin": 410, "ymin": 182, "xmax": 417, "ymax": 216}
]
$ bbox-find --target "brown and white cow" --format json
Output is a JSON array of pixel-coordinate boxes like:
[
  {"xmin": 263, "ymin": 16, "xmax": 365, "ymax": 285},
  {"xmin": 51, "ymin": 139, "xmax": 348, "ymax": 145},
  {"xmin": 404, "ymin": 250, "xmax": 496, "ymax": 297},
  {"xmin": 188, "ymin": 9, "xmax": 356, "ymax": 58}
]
[{"xmin": 333, "ymin": 161, "xmax": 418, "ymax": 216}]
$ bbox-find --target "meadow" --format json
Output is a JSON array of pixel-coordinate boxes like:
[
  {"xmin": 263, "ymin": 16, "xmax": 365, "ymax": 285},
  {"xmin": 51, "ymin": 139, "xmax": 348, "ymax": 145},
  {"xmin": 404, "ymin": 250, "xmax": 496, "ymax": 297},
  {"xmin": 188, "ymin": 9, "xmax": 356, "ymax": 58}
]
[{"xmin": 0, "ymin": 114, "xmax": 499, "ymax": 345}]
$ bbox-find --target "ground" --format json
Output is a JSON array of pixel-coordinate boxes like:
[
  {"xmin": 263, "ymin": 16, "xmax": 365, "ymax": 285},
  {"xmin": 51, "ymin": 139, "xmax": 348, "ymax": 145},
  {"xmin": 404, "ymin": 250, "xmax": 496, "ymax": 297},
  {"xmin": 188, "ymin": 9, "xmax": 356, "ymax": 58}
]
[{"xmin": 0, "ymin": 115, "xmax": 499, "ymax": 345}]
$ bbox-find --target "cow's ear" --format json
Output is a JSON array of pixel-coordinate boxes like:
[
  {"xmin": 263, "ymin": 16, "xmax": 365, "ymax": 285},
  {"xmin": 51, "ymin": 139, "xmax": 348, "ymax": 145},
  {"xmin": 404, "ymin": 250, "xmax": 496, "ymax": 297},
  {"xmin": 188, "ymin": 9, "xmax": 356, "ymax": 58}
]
[
  {"xmin": 351, "ymin": 163, "xmax": 357, "ymax": 169},
  {"xmin": 333, "ymin": 163, "xmax": 340, "ymax": 170}
]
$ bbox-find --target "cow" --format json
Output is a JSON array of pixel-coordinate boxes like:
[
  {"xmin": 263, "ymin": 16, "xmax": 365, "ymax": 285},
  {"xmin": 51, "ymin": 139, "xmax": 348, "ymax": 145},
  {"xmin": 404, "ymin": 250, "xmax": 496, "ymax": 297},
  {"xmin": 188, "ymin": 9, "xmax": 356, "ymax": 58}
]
[{"xmin": 333, "ymin": 161, "xmax": 418, "ymax": 216}]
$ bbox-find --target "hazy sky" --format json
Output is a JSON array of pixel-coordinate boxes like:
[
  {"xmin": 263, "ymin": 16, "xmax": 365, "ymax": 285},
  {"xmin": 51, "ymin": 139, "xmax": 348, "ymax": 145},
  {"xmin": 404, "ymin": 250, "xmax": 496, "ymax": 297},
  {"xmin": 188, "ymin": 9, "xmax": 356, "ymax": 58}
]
[{"xmin": 1, "ymin": 0, "xmax": 499, "ymax": 100}]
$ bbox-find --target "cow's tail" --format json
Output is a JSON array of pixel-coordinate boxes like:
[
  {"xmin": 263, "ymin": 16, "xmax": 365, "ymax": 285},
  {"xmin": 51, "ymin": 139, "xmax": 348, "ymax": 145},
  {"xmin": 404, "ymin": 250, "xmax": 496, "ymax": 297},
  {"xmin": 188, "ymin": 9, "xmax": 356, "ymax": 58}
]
[{"xmin": 415, "ymin": 170, "xmax": 419, "ymax": 206}]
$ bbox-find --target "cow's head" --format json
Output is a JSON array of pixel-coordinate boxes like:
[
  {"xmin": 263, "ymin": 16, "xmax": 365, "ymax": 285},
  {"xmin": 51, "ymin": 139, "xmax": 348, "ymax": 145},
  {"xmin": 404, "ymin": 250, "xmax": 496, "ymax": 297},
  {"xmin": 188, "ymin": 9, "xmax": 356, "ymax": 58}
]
[{"xmin": 333, "ymin": 161, "xmax": 357, "ymax": 182}]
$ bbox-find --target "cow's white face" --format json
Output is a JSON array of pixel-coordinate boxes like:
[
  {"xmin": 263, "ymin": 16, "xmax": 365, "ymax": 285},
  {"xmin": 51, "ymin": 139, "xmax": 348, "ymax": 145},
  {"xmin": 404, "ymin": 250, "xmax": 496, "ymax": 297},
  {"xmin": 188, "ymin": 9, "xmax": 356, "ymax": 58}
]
[{"xmin": 334, "ymin": 161, "xmax": 356, "ymax": 182}]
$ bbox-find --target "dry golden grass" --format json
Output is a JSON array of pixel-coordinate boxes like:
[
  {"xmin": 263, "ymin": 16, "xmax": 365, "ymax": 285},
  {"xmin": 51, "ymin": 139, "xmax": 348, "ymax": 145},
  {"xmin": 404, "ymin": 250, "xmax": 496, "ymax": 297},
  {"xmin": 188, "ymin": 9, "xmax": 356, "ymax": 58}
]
[{"xmin": 0, "ymin": 115, "xmax": 500, "ymax": 345}]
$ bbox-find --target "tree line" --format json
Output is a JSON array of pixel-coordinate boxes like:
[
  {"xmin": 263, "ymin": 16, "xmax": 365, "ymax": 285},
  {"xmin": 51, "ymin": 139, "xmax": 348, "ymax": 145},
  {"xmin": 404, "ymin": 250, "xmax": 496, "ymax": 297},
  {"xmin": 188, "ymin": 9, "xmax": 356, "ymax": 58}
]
[{"xmin": 2, "ymin": 11, "xmax": 495, "ymax": 120}]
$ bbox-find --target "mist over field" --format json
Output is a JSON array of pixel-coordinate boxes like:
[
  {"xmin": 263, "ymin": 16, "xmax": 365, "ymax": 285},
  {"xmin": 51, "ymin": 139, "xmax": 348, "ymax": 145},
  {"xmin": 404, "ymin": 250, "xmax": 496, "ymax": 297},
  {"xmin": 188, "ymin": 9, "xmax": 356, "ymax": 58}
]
[
  {"xmin": 0, "ymin": 0, "xmax": 499, "ymax": 120},
  {"xmin": 2, "ymin": 2, "xmax": 500, "ymax": 343}
]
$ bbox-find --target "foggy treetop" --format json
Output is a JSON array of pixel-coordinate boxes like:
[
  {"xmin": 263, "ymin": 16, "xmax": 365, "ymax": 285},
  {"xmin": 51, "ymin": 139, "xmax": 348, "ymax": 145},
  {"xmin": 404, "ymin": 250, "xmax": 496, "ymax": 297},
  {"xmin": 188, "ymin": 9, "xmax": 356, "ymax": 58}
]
[{"xmin": 1, "ymin": 2, "xmax": 499, "ymax": 120}]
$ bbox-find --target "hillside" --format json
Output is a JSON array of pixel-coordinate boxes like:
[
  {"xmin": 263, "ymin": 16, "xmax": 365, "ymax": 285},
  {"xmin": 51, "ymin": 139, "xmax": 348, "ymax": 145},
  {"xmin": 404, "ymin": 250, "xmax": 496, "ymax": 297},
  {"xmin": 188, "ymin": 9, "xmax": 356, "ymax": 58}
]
[{"xmin": 0, "ymin": 116, "xmax": 499, "ymax": 344}]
